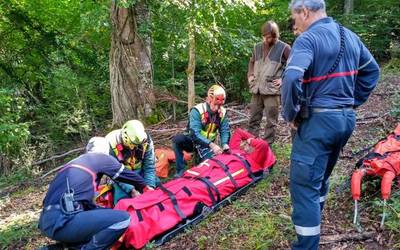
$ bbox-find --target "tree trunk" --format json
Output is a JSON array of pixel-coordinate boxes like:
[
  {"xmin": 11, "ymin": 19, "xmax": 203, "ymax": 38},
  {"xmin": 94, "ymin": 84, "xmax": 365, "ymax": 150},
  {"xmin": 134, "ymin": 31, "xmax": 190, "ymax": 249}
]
[
  {"xmin": 344, "ymin": 0, "xmax": 354, "ymax": 14},
  {"xmin": 109, "ymin": 0, "xmax": 154, "ymax": 126},
  {"xmin": 187, "ymin": 21, "xmax": 196, "ymax": 113}
]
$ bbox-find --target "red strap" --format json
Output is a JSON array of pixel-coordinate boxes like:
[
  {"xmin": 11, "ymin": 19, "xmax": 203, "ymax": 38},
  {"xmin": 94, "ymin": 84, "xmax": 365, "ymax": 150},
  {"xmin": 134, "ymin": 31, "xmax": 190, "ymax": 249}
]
[
  {"xmin": 303, "ymin": 70, "xmax": 358, "ymax": 83},
  {"xmin": 60, "ymin": 164, "xmax": 97, "ymax": 193}
]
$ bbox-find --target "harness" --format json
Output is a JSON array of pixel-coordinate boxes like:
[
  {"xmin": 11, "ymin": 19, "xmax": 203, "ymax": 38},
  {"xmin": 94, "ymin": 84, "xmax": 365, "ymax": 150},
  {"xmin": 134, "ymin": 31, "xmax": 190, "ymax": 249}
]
[
  {"xmin": 109, "ymin": 132, "xmax": 148, "ymax": 170},
  {"xmin": 191, "ymin": 103, "xmax": 226, "ymax": 141}
]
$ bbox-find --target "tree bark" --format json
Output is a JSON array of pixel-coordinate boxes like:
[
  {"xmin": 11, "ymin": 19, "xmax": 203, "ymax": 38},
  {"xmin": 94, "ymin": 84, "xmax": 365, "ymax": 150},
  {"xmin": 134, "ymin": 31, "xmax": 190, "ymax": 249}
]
[
  {"xmin": 187, "ymin": 20, "xmax": 196, "ymax": 113},
  {"xmin": 344, "ymin": 0, "xmax": 354, "ymax": 14},
  {"xmin": 109, "ymin": 0, "xmax": 155, "ymax": 126}
]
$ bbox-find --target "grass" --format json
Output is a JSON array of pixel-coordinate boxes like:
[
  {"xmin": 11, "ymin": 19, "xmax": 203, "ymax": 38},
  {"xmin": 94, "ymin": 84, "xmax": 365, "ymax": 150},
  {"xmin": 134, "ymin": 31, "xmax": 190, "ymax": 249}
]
[
  {"xmin": 0, "ymin": 214, "xmax": 40, "ymax": 249},
  {"xmin": 158, "ymin": 142, "xmax": 294, "ymax": 249},
  {"xmin": 0, "ymin": 167, "xmax": 33, "ymax": 191}
]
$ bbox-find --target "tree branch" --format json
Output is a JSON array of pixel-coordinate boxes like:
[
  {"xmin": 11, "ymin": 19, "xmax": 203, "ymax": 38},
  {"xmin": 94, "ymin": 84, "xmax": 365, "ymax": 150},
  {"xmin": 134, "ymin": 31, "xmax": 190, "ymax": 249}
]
[{"xmin": 320, "ymin": 231, "xmax": 375, "ymax": 245}]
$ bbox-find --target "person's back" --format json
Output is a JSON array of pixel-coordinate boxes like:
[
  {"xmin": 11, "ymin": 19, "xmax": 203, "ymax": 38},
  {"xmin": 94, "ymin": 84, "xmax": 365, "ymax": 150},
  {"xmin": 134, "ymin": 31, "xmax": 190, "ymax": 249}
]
[
  {"xmin": 281, "ymin": 1, "xmax": 380, "ymax": 249},
  {"xmin": 292, "ymin": 18, "xmax": 372, "ymax": 108},
  {"xmin": 38, "ymin": 138, "xmax": 148, "ymax": 249}
]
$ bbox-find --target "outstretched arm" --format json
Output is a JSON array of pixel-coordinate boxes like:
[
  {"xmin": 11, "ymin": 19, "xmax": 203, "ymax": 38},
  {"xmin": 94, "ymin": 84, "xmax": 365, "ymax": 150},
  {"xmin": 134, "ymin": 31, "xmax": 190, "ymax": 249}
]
[{"xmin": 229, "ymin": 128, "xmax": 256, "ymax": 149}]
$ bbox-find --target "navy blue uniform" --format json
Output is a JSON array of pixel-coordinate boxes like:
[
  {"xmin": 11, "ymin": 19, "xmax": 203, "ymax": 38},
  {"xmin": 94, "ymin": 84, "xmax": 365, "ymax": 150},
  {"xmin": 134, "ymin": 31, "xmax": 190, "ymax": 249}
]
[
  {"xmin": 39, "ymin": 153, "xmax": 147, "ymax": 249},
  {"xmin": 281, "ymin": 17, "xmax": 379, "ymax": 249}
]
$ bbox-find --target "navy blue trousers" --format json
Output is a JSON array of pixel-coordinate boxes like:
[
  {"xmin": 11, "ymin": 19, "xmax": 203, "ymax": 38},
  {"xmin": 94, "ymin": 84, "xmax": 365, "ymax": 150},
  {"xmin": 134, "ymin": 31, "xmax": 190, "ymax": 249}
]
[
  {"xmin": 38, "ymin": 207, "xmax": 130, "ymax": 250},
  {"xmin": 290, "ymin": 109, "xmax": 355, "ymax": 249}
]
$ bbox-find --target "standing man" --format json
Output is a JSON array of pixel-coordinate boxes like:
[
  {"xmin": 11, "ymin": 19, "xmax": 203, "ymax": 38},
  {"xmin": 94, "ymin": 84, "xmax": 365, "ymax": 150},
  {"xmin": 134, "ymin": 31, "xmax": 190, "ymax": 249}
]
[
  {"xmin": 282, "ymin": 0, "xmax": 380, "ymax": 249},
  {"xmin": 247, "ymin": 20, "xmax": 291, "ymax": 144},
  {"xmin": 105, "ymin": 120, "xmax": 156, "ymax": 204},
  {"xmin": 172, "ymin": 84, "xmax": 231, "ymax": 177}
]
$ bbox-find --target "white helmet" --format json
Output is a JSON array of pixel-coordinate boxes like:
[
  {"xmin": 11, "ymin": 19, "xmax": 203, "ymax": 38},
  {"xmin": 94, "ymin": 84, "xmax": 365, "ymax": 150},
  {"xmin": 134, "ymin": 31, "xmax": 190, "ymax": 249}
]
[{"xmin": 86, "ymin": 137, "xmax": 110, "ymax": 155}]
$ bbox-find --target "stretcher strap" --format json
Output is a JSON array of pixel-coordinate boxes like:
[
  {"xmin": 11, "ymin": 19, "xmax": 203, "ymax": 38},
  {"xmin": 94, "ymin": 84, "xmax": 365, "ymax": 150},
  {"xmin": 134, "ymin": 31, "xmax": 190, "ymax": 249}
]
[
  {"xmin": 356, "ymin": 150, "xmax": 400, "ymax": 168},
  {"xmin": 182, "ymin": 186, "xmax": 192, "ymax": 197},
  {"xmin": 183, "ymin": 176, "xmax": 221, "ymax": 205},
  {"xmin": 208, "ymin": 158, "xmax": 239, "ymax": 189},
  {"xmin": 232, "ymin": 154, "xmax": 255, "ymax": 181},
  {"xmin": 158, "ymin": 184, "xmax": 186, "ymax": 220},
  {"xmin": 157, "ymin": 202, "xmax": 165, "ymax": 212},
  {"xmin": 136, "ymin": 210, "xmax": 143, "ymax": 222},
  {"xmin": 196, "ymin": 177, "xmax": 221, "ymax": 205}
]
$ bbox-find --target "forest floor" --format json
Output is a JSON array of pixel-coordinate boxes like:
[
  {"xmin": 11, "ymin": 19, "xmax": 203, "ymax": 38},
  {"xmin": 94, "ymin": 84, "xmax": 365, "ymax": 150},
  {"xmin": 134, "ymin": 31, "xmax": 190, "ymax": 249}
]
[{"xmin": 0, "ymin": 73, "xmax": 399, "ymax": 250}]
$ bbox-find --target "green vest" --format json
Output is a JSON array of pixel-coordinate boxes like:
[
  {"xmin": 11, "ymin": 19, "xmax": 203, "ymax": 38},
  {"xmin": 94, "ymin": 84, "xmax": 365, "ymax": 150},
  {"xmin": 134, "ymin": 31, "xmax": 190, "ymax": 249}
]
[
  {"xmin": 250, "ymin": 40, "xmax": 287, "ymax": 95},
  {"xmin": 193, "ymin": 103, "xmax": 226, "ymax": 141}
]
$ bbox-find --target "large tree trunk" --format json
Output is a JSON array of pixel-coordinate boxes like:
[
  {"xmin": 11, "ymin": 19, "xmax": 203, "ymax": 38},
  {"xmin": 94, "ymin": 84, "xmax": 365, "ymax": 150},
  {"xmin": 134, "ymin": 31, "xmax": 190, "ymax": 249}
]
[
  {"xmin": 344, "ymin": 0, "xmax": 354, "ymax": 14},
  {"xmin": 109, "ymin": 0, "xmax": 154, "ymax": 126},
  {"xmin": 187, "ymin": 21, "xmax": 196, "ymax": 113}
]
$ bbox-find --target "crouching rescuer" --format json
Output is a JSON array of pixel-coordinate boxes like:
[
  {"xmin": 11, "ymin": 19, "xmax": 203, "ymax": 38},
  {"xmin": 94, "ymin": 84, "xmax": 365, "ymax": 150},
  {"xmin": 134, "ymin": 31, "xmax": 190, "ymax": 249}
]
[
  {"xmin": 38, "ymin": 137, "xmax": 148, "ymax": 249},
  {"xmin": 172, "ymin": 84, "xmax": 231, "ymax": 177}
]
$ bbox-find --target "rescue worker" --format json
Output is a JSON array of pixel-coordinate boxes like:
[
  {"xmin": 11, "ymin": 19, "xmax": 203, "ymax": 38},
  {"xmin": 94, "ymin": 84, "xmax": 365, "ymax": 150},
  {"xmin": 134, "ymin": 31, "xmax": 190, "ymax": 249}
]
[
  {"xmin": 105, "ymin": 120, "xmax": 156, "ymax": 204},
  {"xmin": 281, "ymin": 0, "xmax": 380, "ymax": 249},
  {"xmin": 247, "ymin": 20, "xmax": 291, "ymax": 144},
  {"xmin": 38, "ymin": 137, "xmax": 149, "ymax": 250},
  {"xmin": 172, "ymin": 84, "xmax": 231, "ymax": 177}
]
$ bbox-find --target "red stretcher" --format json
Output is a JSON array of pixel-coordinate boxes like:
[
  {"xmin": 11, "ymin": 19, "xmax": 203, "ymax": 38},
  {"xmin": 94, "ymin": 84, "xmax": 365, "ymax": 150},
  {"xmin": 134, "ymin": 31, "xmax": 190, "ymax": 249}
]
[{"xmin": 112, "ymin": 129, "xmax": 276, "ymax": 249}]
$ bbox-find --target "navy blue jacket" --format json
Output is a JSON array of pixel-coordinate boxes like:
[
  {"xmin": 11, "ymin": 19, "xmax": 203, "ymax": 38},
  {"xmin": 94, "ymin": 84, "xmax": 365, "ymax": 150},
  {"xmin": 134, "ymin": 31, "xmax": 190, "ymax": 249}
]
[
  {"xmin": 281, "ymin": 17, "xmax": 380, "ymax": 122},
  {"xmin": 43, "ymin": 153, "xmax": 147, "ymax": 208}
]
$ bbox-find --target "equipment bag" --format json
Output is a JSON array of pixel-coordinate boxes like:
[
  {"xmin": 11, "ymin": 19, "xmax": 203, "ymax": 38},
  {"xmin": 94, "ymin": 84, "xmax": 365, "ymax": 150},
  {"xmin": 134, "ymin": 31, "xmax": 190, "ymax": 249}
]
[{"xmin": 113, "ymin": 151, "xmax": 275, "ymax": 249}]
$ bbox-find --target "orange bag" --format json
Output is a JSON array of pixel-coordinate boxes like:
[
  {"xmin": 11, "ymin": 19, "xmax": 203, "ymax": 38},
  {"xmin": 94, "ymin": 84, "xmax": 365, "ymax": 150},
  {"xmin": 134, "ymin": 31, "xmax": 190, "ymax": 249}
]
[{"xmin": 155, "ymin": 148, "xmax": 192, "ymax": 178}]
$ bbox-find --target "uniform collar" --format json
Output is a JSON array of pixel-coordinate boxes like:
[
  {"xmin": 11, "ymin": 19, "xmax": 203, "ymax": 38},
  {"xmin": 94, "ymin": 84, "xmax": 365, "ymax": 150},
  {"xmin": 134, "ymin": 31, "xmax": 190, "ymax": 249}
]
[{"xmin": 307, "ymin": 17, "xmax": 333, "ymax": 31}]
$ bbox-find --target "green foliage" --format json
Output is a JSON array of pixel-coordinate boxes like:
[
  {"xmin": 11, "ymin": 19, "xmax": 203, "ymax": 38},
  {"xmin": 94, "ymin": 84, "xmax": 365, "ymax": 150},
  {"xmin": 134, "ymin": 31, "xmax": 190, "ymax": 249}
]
[
  {"xmin": 391, "ymin": 92, "xmax": 400, "ymax": 119},
  {"xmin": 327, "ymin": 0, "xmax": 400, "ymax": 60},
  {"xmin": 0, "ymin": 89, "xmax": 30, "ymax": 157},
  {"xmin": 0, "ymin": 167, "xmax": 33, "ymax": 190},
  {"xmin": 0, "ymin": 0, "xmax": 399, "ymax": 173},
  {"xmin": 0, "ymin": 0, "xmax": 111, "ymax": 168}
]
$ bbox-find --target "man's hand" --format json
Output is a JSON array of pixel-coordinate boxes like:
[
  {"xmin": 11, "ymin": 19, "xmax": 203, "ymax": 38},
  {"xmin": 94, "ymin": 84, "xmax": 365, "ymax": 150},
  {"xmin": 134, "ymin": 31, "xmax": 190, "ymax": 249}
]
[
  {"xmin": 210, "ymin": 142, "xmax": 223, "ymax": 155},
  {"xmin": 289, "ymin": 122, "xmax": 298, "ymax": 130},
  {"xmin": 246, "ymin": 138, "xmax": 253, "ymax": 144},
  {"xmin": 248, "ymin": 75, "xmax": 255, "ymax": 83},
  {"xmin": 272, "ymin": 78, "xmax": 282, "ymax": 88},
  {"xmin": 143, "ymin": 185, "xmax": 154, "ymax": 193},
  {"xmin": 131, "ymin": 189, "xmax": 141, "ymax": 197}
]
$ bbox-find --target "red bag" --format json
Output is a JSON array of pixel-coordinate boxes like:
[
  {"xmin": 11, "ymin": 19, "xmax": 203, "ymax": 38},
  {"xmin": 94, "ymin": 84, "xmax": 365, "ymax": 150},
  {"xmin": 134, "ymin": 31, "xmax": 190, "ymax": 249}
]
[{"xmin": 114, "ymin": 150, "xmax": 275, "ymax": 249}]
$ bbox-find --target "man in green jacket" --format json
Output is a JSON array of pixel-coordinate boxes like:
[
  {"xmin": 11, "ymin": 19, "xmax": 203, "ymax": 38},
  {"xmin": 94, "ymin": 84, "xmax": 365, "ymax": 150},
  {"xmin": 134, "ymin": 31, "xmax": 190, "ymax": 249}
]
[{"xmin": 172, "ymin": 85, "xmax": 231, "ymax": 177}]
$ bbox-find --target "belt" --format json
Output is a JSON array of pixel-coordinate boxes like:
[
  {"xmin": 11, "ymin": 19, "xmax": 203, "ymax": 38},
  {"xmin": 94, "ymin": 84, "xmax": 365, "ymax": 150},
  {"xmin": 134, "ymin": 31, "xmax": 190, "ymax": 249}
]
[
  {"xmin": 312, "ymin": 107, "xmax": 353, "ymax": 113},
  {"xmin": 44, "ymin": 204, "xmax": 61, "ymax": 211}
]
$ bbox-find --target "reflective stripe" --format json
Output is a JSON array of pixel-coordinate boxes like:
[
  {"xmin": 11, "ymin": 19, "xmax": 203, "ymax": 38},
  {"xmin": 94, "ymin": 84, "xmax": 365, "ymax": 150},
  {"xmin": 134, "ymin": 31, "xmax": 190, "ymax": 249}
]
[
  {"xmin": 358, "ymin": 57, "xmax": 372, "ymax": 70},
  {"xmin": 112, "ymin": 164, "xmax": 125, "ymax": 180},
  {"xmin": 61, "ymin": 164, "xmax": 97, "ymax": 193},
  {"xmin": 213, "ymin": 169, "xmax": 244, "ymax": 186},
  {"xmin": 187, "ymin": 170, "xmax": 200, "ymax": 176},
  {"xmin": 109, "ymin": 217, "xmax": 130, "ymax": 230},
  {"xmin": 198, "ymin": 161, "xmax": 210, "ymax": 168},
  {"xmin": 319, "ymin": 195, "xmax": 327, "ymax": 203},
  {"xmin": 286, "ymin": 65, "xmax": 305, "ymax": 73},
  {"xmin": 303, "ymin": 70, "xmax": 358, "ymax": 83},
  {"xmin": 295, "ymin": 225, "xmax": 320, "ymax": 236}
]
